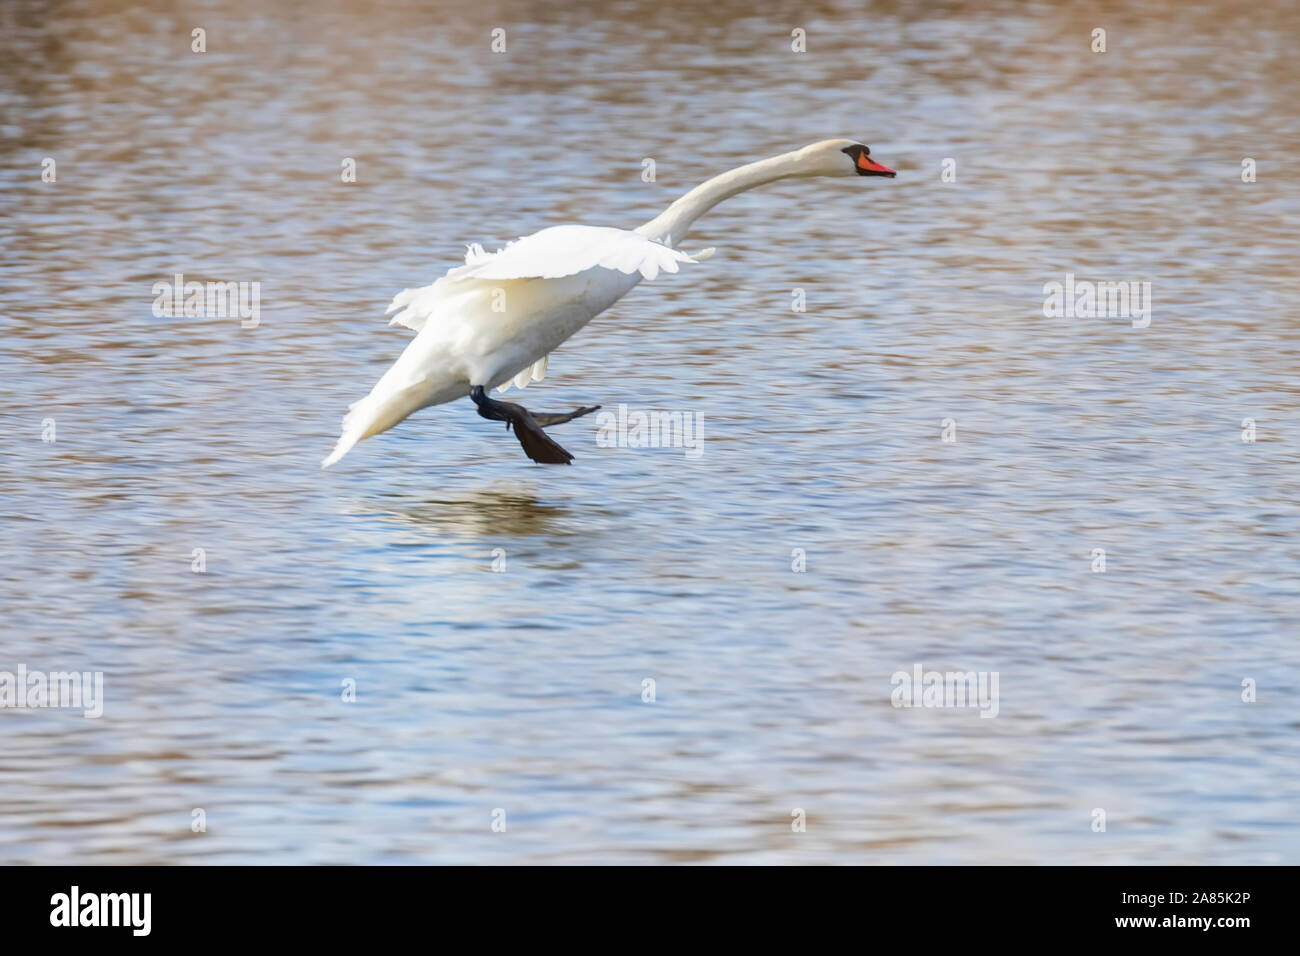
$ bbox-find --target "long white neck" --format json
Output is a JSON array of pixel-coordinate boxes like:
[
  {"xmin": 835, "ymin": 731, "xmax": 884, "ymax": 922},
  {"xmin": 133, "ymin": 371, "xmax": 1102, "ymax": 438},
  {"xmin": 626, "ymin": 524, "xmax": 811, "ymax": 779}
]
[{"xmin": 635, "ymin": 149, "xmax": 813, "ymax": 246}]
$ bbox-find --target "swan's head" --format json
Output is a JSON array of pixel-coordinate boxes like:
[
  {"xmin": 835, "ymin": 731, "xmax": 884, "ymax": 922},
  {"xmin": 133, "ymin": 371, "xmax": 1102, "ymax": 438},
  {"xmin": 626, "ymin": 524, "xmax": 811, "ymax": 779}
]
[{"xmin": 794, "ymin": 139, "xmax": 896, "ymax": 179}]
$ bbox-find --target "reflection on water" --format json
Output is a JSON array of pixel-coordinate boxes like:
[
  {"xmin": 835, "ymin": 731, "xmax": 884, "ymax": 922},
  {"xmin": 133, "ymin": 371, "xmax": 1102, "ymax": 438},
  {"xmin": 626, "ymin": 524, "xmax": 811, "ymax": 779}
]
[
  {"xmin": 368, "ymin": 487, "xmax": 568, "ymax": 539},
  {"xmin": 1, "ymin": 0, "xmax": 1298, "ymax": 863}
]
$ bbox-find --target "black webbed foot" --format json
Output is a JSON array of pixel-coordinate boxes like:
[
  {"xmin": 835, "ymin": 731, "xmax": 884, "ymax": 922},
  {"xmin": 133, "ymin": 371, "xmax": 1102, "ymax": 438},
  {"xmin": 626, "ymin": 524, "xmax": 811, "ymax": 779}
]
[{"xmin": 469, "ymin": 385, "xmax": 600, "ymax": 464}]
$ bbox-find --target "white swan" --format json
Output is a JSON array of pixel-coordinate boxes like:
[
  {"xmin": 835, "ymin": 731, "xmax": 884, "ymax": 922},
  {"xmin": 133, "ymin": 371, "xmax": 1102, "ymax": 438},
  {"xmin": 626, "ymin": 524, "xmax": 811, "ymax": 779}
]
[{"xmin": 322, "ymin": 139, "xmax": 896, "ymax": 467}]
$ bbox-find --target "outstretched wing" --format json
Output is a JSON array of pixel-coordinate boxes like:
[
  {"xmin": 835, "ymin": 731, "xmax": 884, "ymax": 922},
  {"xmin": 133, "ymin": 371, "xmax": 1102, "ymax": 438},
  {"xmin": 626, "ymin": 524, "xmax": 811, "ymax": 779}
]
[
  {"xmin": 384, "ymin": 225, "xmax": 714, "ymax": 334},
  {"xmin": 449, "ymin": 225, "xmax": 703, "ymax": 281}
]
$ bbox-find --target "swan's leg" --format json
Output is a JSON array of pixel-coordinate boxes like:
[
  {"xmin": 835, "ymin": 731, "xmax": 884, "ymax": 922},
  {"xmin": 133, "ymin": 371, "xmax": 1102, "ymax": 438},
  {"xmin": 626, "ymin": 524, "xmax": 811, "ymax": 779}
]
[{"xmin": 468, "ymin": 386, "xmax": 599, "ymax": 464}]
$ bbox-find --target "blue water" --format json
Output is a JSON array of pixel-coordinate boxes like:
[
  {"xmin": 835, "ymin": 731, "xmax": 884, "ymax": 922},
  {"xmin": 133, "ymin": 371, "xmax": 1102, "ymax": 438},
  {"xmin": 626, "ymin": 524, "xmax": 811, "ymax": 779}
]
[{"xmin": 0, "ymin": 0, "xmax": 1297, "ymax": 863}]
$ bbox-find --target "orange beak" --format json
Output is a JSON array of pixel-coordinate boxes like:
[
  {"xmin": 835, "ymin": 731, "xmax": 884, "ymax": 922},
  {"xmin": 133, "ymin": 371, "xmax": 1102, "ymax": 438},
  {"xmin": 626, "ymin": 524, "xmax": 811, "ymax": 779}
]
[{"xmin": 857, "ymin": 153, "xmax": 896, "ymax": 177}]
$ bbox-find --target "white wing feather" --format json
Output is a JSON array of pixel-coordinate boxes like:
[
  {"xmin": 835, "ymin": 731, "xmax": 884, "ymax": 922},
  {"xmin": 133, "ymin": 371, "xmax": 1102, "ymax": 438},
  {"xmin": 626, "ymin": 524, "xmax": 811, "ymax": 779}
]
[
  {"xmin": 497, "ymin": 354, "xmax": 548, "ymax": 394},
  {"xmin": 384, "ymin": 225, "xmax": 712, "ymax": 335},
  {"xmin": 446, "ymin": 225, "xmax": 701, "ymax": 281}
]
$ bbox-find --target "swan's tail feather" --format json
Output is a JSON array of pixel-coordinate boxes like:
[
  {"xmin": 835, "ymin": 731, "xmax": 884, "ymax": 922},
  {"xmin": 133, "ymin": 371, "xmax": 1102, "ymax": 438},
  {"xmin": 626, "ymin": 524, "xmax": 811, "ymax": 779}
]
[
  {"xmin": 321, "ymin": 398, "xmax": 368, "ymax": 468},
  {"xmin": 321, "ymin": 382, "xmax": 426, "ymax": 469}
]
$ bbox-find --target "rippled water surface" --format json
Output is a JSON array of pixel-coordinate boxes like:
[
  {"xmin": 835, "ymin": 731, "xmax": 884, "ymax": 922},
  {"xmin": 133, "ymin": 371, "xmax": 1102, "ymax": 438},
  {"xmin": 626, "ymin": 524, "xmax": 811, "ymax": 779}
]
[{"xmin": 1, "ymin": 0, "xmax": 1298, "ymax": 864}]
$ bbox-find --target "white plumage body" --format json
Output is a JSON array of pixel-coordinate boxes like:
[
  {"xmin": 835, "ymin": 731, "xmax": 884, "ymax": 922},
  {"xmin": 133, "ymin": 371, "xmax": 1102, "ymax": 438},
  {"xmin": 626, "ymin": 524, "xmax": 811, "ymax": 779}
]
[
  {"xmin": 322, "ymin": 226, "xmax": 704, "ymax": 467},
  {"xmin": 323, "ymin": 139, "xmax": 883, "ymax": 468}
]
